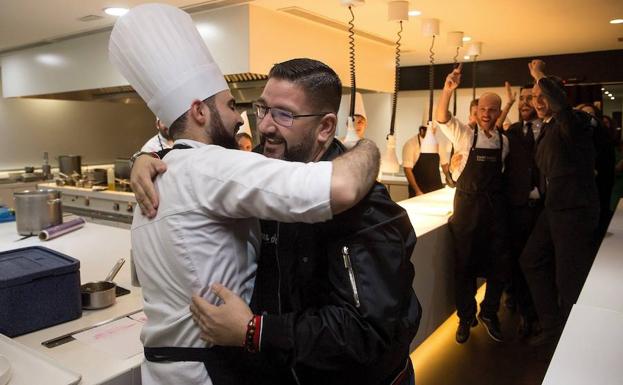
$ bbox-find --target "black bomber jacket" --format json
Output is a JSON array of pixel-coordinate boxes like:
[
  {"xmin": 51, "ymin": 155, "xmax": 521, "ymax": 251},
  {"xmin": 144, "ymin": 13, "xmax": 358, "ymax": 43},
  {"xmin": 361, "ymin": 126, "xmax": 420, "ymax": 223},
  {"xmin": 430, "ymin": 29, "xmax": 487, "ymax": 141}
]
[{"xmin": 248, "ymin": 139, "xmax": 421, "ymax": 385}]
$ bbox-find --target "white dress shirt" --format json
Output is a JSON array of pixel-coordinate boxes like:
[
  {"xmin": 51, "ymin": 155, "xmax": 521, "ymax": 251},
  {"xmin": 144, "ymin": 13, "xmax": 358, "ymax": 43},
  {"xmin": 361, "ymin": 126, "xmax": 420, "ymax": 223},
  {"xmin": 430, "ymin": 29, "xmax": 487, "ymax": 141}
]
[
  {"xmin": 132, "ymin": 139, "xmax": 333, "ymax": 385},
  {"xmin": 141, "ymin": 133, "xmax": 174, "ymax": 152},
  {"xmin": 436, "ymin": 115, "xmax": 509, "ymax": 180}
]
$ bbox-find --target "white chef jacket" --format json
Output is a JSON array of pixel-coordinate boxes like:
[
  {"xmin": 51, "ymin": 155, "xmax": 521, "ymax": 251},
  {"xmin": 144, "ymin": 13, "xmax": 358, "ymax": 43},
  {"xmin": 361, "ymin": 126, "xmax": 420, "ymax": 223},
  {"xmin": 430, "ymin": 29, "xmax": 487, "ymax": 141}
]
[
  {"xmin": 132, "ymin": 139, "xmax": 333, "ymax": 385},
  {"xmin": 436, "ymin": 114, "xmax": 509, "ymax": 180},
  {"xmin": 141, "ymin": 133, "xmax": 174, "ymax": 153},
  {"xmin": 401, "ymin": 127, "xmax": 450, "ymax": 168}
]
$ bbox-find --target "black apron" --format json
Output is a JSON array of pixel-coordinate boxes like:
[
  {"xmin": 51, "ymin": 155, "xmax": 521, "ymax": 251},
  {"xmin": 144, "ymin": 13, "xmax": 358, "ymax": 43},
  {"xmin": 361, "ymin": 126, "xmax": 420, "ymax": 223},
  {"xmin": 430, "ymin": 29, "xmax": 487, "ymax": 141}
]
[
  {"xmin": 409, "ymin": 136, "xmax": 443, "ymax": 197},
  {"xmin": 449, "ymin": 128, "xmax": 509, "ymax": 320}
]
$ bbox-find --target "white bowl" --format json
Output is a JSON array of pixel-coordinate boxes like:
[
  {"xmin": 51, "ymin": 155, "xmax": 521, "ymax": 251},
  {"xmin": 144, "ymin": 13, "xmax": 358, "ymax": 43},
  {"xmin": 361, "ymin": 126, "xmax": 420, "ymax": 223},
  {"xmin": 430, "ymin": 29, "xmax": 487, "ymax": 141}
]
[{"xmin": 0, "ymin": 355, "xmax": 11, "ymax": 385}]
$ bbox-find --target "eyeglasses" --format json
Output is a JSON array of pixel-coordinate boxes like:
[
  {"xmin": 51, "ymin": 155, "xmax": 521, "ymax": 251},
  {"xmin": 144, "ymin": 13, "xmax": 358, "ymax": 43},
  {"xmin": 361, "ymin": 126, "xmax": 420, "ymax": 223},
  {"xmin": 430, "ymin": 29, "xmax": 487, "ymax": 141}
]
[{"xmin": 253, "ymin": 102, "xmax": 333, "ymax": 127}]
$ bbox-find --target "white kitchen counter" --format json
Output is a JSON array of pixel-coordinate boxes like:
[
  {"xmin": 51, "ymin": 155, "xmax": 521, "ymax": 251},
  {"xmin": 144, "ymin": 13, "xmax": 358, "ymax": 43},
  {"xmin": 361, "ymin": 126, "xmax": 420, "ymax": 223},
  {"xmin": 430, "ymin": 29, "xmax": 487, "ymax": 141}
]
[
  {"xmin": 0, "ymin": 221, "xmax": 142, "ymax": 385},
  {"xmin": 543, "ymin": 201, "xmax": 623, "ymax": 385},
  {"xmin": 0, "ymin": 185, "xmax": 457, "ymax": 382}
]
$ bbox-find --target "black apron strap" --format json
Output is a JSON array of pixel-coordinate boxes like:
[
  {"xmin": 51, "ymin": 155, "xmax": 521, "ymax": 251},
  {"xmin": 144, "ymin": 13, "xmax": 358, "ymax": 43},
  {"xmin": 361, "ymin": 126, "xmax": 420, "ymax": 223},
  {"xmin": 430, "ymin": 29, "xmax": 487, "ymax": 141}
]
[{"xmin": 144, "ymin": 346, "xmax": 251, "ymax": 385}]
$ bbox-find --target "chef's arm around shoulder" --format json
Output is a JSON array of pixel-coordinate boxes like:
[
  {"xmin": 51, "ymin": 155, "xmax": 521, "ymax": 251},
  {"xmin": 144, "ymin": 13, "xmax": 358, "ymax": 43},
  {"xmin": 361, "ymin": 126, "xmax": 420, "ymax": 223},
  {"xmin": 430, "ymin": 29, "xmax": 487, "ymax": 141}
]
[
  {"xmin": 129, "ymin": 139, "xmax": 380, "ymax": 219},
  {"xmin": 330, "ymin": 138, "xmax": 380, "ymax": 214}
]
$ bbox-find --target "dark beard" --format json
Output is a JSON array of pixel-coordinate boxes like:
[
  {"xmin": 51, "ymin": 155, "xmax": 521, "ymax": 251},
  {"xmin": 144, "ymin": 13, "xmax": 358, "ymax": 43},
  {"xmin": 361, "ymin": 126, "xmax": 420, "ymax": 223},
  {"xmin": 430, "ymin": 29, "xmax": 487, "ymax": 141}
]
[
  {"xmin": 260, "ymin": 128, "xmax": 315, "ymax": 162},
  {"xmin": 206, "ymin": 102, "xmax": 238, "ymax": 150}
]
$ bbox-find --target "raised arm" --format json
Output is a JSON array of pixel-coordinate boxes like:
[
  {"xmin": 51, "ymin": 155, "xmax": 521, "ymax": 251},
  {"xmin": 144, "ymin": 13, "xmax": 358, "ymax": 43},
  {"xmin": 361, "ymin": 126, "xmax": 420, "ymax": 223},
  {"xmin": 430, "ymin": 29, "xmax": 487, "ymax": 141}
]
[
  {"xmin": 529, "ymin": 59, "xmax": 546, "ymax": 82},
  {"xmin": 436, "ymin": 63, "xmax": 462, "ymax": 124},
  {"xmin": 496, "ymin": 81, "xmax": 517, "ymax": 130}
]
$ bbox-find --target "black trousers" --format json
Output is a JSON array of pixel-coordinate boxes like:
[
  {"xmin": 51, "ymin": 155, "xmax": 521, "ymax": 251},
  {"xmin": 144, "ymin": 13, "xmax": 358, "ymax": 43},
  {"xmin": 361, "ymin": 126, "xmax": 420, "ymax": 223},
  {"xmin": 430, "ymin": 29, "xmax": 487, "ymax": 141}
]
[
  {"xmin": 449, "ymin": 191, "xmax": 510, "ymax": 321},
  {"xmin": 519, "ymin": 206, "xmax": 598, "ymax": 330},
  {"xmin": 507, "ymin": 202, "xmax": 542, "ymax": 320}
]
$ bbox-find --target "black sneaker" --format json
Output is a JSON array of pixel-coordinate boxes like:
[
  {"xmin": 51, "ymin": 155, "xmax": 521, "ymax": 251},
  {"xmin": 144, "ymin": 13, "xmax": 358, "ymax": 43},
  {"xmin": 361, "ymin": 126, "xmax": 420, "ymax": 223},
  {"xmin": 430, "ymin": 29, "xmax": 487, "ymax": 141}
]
[
  {"xmin": 477, "ymin": 313, "xmax": 504, "ymax": 342},
  {"xmin": 455, "ymin": 317, "xmax": 477, "ymax": 344}
]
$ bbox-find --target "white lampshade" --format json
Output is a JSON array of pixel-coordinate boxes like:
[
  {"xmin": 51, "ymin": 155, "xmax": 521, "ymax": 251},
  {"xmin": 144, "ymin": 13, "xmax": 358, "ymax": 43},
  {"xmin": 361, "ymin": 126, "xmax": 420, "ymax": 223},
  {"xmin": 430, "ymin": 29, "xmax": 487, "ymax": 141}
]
[
  {"xmin": 447, "ymin": 31, "xmax": 464, "ymax": 47},
  {"xmin": 380, "ymin": 135, "xmax": 401, "ymax": 174},
  {"xmin": 421, "ymin": 18, "xmax": 440, "ymax": 37},
  {"xmin": 342, "ymin": 117, "xmax": 360, "ymax": 149},
  {"xmin": 388, "ymin": 1, "xmax": 409, "ymax": 22},
  {"xmin": 466, "ymin": 42, "xmax": 482, "ymax": 57}
]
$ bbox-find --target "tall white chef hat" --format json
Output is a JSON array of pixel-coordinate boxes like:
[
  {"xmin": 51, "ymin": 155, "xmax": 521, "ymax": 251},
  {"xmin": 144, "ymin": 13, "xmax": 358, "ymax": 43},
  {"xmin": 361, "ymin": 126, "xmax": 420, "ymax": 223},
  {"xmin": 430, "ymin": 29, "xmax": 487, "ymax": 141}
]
[
  {"xmin": 236, "ymin": 110, "xmax": 252, "ymax": 137},
  {"xmin": 354, "ymin": 92, "xmax": 367, "ymax": 119},
  {"xmin": 108, "ymin": 3, "xmax": 228, "ymax": 127}
]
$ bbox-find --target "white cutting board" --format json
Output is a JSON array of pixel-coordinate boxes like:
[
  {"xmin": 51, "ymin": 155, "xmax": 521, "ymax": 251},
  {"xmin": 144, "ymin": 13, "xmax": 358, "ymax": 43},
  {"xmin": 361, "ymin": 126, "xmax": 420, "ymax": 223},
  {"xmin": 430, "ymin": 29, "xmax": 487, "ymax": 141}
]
[{"xmin": 0, "ymin": 334, "xmax": 80, "ymax": 385}]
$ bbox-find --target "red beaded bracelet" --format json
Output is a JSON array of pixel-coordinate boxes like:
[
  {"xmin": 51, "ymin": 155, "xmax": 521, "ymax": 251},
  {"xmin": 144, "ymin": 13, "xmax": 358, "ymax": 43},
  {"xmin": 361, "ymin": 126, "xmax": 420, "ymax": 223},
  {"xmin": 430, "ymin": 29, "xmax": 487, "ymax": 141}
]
[{"xmin": 244, "ymin": 315, "xmax": 262, "ymax": 353}]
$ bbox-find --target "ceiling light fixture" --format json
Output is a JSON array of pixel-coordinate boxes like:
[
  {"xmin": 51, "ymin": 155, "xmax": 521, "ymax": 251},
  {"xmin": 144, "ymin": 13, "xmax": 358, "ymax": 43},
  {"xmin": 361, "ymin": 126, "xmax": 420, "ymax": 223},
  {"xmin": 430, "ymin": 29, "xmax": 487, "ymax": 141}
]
[
  {"xmin": 104, "ymin": 7, "xmax": 129, "ymax": 16},
  {"xmin": 408, "ymin": 10, "xmax": 421, "ymax": 17},
  {"xmin": 610, "ymin": 19, "xmax": 623, "ymax": 24},
  {"xmin": 462, "ymin": 36, "xmax": 471, "ymax": 42},
  {"xmin": 601, "ymin": 87, "xmax": 605, "ymax": 91}
]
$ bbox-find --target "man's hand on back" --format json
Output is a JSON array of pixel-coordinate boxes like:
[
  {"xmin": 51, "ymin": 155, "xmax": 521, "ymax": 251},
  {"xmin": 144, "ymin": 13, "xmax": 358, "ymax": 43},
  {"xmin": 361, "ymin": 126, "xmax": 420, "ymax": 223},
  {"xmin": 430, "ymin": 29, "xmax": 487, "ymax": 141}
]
[
  {"xmin": 190, "ymin": 283, "xmax": 253, "ymax": 347},
  {"xmin": 130, "ymin": 156, "xmax": 167, "ymax": 218}
]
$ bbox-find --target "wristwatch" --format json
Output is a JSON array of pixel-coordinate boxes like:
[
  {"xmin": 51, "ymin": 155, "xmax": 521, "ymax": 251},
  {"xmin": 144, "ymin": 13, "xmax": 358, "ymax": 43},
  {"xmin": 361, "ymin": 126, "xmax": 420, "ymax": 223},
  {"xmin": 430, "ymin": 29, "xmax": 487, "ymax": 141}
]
[{"xmin": 129, "ymin": 151, "xmax": 159, "ymax": 169}]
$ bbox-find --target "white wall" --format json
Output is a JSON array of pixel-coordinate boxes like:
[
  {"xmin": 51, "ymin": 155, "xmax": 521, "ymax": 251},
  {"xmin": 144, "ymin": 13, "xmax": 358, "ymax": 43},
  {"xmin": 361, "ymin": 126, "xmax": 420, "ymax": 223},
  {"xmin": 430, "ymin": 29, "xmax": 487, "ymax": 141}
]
[
  {"xmin": 337, "ymin": 85, "xmax": 518, "ymax": 165},
  {"xmin": 0, "ymin": 97, "xmax": 155, "ymax": 171}
]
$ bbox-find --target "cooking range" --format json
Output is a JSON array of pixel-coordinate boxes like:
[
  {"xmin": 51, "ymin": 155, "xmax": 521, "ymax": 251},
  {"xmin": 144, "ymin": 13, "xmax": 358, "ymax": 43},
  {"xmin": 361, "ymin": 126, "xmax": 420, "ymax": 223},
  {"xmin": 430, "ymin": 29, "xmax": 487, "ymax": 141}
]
[{"xmin": 38, "ymin": 182, "xmax": 136, "ymax": 225}]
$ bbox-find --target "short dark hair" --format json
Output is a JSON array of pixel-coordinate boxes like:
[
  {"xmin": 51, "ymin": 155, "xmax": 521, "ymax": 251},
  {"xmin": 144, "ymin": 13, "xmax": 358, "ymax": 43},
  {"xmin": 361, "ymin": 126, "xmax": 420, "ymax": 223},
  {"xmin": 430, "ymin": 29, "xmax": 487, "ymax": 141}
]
[
  {"xmin": 268, "ymin": 58, "xmax": 342, "ymax": 114},
  {"xmin": 538, "ymin": 76, "xmax": 569, "ymax": 113},
  {"xmin": 235, "ymin": 132, "xmax": 252, "ymax": 141},
  {"xmin": 469, "ymin": 98, "xmax": 479, "ymax": 109},
  {"xmin": 520, "ymin": 84, "xmax": 534, "ymax": 93},
  {"xmin": 168, "ymin": 95, "xmax": 217, "ymax": 140}
]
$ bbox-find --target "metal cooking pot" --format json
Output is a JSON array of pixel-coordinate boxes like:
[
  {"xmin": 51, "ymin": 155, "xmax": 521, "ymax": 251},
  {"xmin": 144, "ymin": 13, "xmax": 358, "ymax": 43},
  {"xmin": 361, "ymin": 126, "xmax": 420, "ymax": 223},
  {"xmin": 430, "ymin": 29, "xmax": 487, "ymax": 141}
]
[
  {"xmin": 87, "ymin": 168, "xmax": 108, "ymax": 186},
  {"xmin": 81, "ymin": 258, "xmax": 125, "ymax": 310},
  {"xmin": 13, "ymin": 189, "xmax": 62, "ymax": 235},
  {"xmin": 58, "ymin": 155, "xmax": 82, "ymax": 176}
]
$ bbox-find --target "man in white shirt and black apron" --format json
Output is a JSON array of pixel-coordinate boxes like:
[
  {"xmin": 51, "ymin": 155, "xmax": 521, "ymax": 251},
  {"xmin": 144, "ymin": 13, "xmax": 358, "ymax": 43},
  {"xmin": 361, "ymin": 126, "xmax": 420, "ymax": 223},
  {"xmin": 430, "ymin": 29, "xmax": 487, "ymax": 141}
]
[{"xmin": 436, "ymin": 64, "xmax": 510, "ymax": 344}]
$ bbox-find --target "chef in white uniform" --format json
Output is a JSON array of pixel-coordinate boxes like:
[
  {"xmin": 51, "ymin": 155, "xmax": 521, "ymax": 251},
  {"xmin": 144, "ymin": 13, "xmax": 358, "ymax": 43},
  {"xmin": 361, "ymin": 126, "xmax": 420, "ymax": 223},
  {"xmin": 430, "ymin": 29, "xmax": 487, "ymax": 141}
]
[
  {"xmin": 109, "ymin": 4, "xmax": 379, "ymax": 385},
  {"xmin": 235, "ymin": 111, "xmax": 253, "ymax": 151},
  {"xmin": 341, "ymin": 92, "xmax": 367, "ymax": 148},
  {"xmin": 402, "ymin": 122, "xmax": 450, "ymax": 197},
  {"xmin": 141, "ymin": 118, "xmax": 174, "ymax": 152}
]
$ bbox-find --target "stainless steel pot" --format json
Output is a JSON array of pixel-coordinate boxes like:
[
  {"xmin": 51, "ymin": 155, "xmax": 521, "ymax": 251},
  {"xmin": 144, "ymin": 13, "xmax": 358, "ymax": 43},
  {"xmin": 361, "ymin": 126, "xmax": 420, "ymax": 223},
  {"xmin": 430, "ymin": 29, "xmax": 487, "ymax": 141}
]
[
  {"xmin": 87, "ymin": 168, "xmax": 108, "ymax": 186},
  {"xmin": 13, "ymin": 189, "xmax": 62, "ymax": 235},
  {"xmin": 81, "ymin": 258, "xmax": 125, "ymax": 309},
  {"xmin": 58, "ymin": 155, "xmax": 82, "ymax": 176}
]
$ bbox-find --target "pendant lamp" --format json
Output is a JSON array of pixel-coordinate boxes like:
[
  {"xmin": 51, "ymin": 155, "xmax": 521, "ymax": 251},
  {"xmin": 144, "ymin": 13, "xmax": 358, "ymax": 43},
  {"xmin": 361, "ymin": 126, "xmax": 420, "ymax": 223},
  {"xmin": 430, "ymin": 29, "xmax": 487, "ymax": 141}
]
[
  {"xmin": 340, "ymin": 0, "xmax": 364, "ymax": 148},
  {"xmin": 466, "ymin": 42, "xmax": 482, "ymax": 100},
  {"xmin": 381, "ymin": 1, "xmax": 408, "ymax": 174},
  {"xmin": 447, "ymin": 31, "xmax": 464, "ymax": 116}
]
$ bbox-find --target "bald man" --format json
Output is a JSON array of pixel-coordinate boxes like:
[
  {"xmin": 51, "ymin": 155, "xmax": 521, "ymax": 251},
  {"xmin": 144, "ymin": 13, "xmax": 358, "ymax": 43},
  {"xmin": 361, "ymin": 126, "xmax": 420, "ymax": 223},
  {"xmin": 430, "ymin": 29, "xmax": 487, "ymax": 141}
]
[{"xmin": 436, "ymin": 65, "xmax": 510, "ymax": 344}]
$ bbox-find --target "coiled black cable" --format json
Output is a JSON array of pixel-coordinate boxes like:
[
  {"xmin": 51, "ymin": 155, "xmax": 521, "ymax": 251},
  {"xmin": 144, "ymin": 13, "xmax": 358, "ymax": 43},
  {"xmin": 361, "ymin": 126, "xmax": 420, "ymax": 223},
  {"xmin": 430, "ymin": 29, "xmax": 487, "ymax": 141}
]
[
  {"xmin": 452, "ymin": 46, "xmax": 460, "ymax": 116},
  {"xmin": 389, "ymin": 20, "xmax": 403, "ymax": 137},
  {"xmin": 427, "ymin": 35, "xmax": 436, "ymax": 124},
  {"xmin": 348, "ymin": 5, "xmax": 356, "ymax": 118},
  {"xmin": 472, "ymin": 55, "xmax": 478, "ymax": 100}
]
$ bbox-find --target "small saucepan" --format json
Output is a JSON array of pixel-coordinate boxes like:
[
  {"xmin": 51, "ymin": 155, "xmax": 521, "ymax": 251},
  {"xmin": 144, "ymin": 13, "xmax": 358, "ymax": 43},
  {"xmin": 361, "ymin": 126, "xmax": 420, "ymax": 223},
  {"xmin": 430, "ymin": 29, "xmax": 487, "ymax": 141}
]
[{"xmin": 81, "ymin": 258, "xmax": 125, "ymax": 310}]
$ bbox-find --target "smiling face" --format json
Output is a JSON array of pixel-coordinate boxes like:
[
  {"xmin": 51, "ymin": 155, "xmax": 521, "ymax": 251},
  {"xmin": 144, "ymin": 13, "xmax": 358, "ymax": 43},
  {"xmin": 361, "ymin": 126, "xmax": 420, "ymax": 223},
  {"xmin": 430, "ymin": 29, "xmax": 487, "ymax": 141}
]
[
  {"xmin": 476, "ymin": 93, "xmax": 502, "ymax": 130},
  {"xmin": 518, "ymin": 88, "xmax": 537, "ymax": 122},
  {"xmin": 532, "ymin": 84, "xmax": 552, "ymax": 119},
  {"xmin": 257, "ymin": 78, "xmax": 329, "ymax": 162},
  {"xmin": 354, "ymin": 115, "xmax": 367, "ymax": 138}
]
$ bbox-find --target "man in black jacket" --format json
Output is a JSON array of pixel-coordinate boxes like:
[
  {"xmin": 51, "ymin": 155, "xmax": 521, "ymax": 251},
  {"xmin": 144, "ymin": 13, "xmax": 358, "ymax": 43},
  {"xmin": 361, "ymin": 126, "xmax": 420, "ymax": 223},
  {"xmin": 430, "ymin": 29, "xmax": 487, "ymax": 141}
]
[
  {"xmin": 134, "ymin": 59, "xmax": 420, "ymax": 384},
  {"xmin": 194, "ymin": 59, "xmax": 420, "ymax": 385},
  {"xmin": 503, "ymin": 85, "xmax": 542, "ymax": 338},
  {"xmin": 520, "ymin": 60, "xmax": 599, "ymax": 346}
]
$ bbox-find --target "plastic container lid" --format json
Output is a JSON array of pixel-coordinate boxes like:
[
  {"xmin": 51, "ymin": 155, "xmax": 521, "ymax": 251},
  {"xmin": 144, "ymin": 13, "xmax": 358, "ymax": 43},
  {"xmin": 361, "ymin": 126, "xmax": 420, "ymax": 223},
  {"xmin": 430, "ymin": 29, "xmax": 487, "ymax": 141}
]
[{"xmin": 0, "ymin": 246, "xmax": 80, "ymax": 289}]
